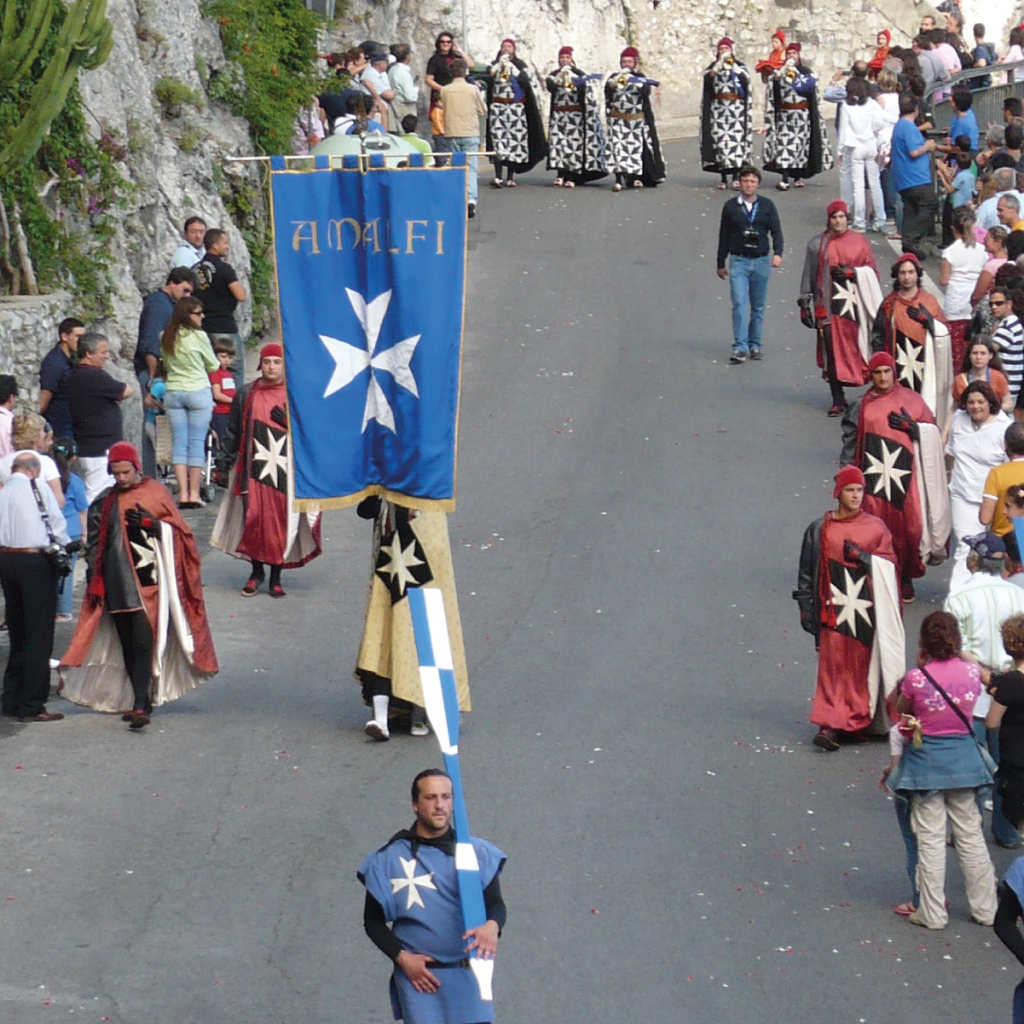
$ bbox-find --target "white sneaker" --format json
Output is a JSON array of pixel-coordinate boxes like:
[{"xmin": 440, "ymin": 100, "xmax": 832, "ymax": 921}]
[
  {"xmin": 410, "ymin": 721, "xmax": 430, "ymax": 737},
  {"xmin": 365, "ymin": 719, "xmax": 389, "ymax": 741}
]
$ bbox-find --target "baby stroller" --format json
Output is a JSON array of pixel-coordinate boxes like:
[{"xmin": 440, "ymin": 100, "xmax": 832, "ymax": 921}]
[{"xmin": 199, "ymin": 428, "xmax": 218, "ymax": 504}]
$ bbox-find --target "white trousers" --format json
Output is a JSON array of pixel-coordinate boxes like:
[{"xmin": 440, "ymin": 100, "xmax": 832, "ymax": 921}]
[
  {"xmin": 949, "ymin": 495, "xmax": 982, "ymax": 593},
  {"xmin": 911, "ymin": 787, "xmax": 997, "ymax": 928},
  {"xmin": 846, "ymin": 142, "xmax": 885, "ymax": 231},
  {"xmin": 79, "ymin": 455, "xmax": 114, "ymax": 505}
]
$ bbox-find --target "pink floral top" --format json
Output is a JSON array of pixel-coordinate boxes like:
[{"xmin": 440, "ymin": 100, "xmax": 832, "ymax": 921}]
[{"xmin": 901, "ymin": 658, "xmax": 981, "ymax": 736}]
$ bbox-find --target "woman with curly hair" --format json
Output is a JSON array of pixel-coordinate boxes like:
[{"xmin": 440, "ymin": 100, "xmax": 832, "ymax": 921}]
[{"xmin": 888, "ymin": 611, "xmax": 998, "ymax": 929}]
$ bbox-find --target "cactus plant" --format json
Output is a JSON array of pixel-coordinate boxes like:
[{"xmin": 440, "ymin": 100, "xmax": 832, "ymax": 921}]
[
  {"xmin": 0, "ymin": 0, "xmax": 114, "ymax": 176},
  {"xmin": 0, "ymin": 0, "xmax": 56, "ymax": 86}
]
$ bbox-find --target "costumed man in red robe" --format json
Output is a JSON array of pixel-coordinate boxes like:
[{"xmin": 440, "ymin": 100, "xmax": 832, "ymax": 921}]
[
  {"xmin": 840, "ymin": 351, "xmax": 950, "ymax": 602},
  {"xmin": 754, "ymin": 29, "xmax": 787, "ymax": 80},
  {"xmin": 867, "ymin": 29, "xmax": 891, "ymax": 79},
  {"xmin": 799, "ymin": 199, "xmax": 881, "ymax": 416},
  {"xmin": 60, "ymin": 442, "xmax": 218, "ymax": 729},
  {"xmin": 871, "ymin": 253, "xmax": 953, "ymax": 432},
  {"xmin": 795, "ymin": 466, "xmax": 904, "ymax": 750},
  {"xmin": 211, "ymin": 343, "xmax": 321, "ymax": 597}
]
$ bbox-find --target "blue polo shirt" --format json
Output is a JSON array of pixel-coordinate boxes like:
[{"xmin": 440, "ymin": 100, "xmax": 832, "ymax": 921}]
[
  {"xmin": 949, "ymin": 109, "xmax": 979, "ymax": 151},
  {"xmin": 891, "ymin": 118, "xmax": 933, "ymax": 192}
]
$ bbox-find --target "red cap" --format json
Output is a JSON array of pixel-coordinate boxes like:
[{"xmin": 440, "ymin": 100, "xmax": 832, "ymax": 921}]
[
  {"xmin": 501, "ymin": 38, "xmax": 516, "ymax": 55},
  {"xmin": 893, "ymin": 252, "xmax": 921, "ymax": 271},
  {"xmin": 107, "ymin": 441, "xmax": 141, "ymax": 474},
  {"xmin": 827, "ymin": 199, "xmax": 849, "ymax": 220},
  {"xmin": 620, "ymin": 46, "xmax": 639, "ymax": 61},
  {"xmin": 833, "ymin": 466, "xmax": 866, "ymax": 498},
  {"xmin": 716, "ymin": 37, "xmax": 734, "ymax": 49},
  {"xmin": 786, "ymin": 42, "xmax": 801, "ymax": 54},
  {"xmin": 260, "ymin": 343, "xmax": 284, "ymax": 361},
  {"xmin": 880, "ymin": 29, "xmax": 891, "ymax": 44},
  {"xmin": 868, "ymin": 351, "xmax": 897, "ymax": 374},
  {"xmin": 558, "ymin": 46, "xmax": 573, "ymax": 58},
  {"xmin": 773, "ymin": 30, "xmax": 787, "ymax": 44}
]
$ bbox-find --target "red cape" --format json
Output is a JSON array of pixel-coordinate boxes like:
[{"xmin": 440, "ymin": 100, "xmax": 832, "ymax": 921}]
[
  {"xmin": 855, "ymin": 385, "xmax": 936, "ymax": 583},
  {"xmin": 63, "ymin": 478, "xmax": 218, "ymax": 675},
  {"xmin": 812, "ymin": 509, "xmax": 896, "ymax": 731},
  {"xmin": 814, "ymin": 229, "xmax": 878, "ymax": 385}
]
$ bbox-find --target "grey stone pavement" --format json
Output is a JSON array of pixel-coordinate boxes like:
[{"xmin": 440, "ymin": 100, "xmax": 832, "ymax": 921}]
[{"xmin": 0, "ymin": 138, "xmax": 1016, "ymax": 1024}]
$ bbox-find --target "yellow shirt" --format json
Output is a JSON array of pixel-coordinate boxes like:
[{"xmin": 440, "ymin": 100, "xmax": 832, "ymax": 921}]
[
  {"xmin": 1013, "ymin": 219, "xmax": 1024, "ymax": 234},
  {"xmin": 983, "ymin": 459, "xmax": 1024, "ymax": 536}
]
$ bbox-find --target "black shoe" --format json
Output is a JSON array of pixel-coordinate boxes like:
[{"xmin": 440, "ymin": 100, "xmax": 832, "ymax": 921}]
[
  {"xmin": 813, "ymin": 728, "xmax": 840, "ymax": 752},
  {"xmin": 749, "ymin": 349, "xmax": 763, "ymax": 361},
  {"xmin": 729, "ymin": 352, "xmax": 747, "ymax": 365},
  {"xmin": 128, "ymin": 710, "xmax": 151, "ymax": 730},
  {"xmin": 468, "ymin": 202, "xmax": 476, "ymax": 219}
]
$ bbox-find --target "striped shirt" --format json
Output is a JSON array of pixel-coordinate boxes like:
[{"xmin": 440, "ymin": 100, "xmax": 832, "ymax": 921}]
[{"xmin": 994, "ymin": 314, "xmax": 1024, "ymax": 401}]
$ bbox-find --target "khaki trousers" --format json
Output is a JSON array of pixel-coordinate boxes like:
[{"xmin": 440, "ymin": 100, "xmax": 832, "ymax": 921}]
[{"xmin": 911, "ymin": 788, "xmax": 997, "ymax": 928}]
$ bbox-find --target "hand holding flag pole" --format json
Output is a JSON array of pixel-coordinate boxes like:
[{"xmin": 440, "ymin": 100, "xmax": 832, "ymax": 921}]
[{"xmin": 408, "ymin": 587, "xmax": 494, "ymax": 1001}]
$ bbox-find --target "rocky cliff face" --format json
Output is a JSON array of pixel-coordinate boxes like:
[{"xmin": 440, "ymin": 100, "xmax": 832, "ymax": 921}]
[{"xmin": 75, "ymin": 0, "xmax": 257, "ymax": 357}]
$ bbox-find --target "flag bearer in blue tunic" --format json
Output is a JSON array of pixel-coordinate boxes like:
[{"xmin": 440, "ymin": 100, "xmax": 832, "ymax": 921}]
[{"xmin": 359, "ymin": 769, "xmax": 508, "ymax": 1024}]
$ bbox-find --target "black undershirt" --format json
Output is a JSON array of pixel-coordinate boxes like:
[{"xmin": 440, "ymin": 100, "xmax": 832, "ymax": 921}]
[{"xmin": 363, "ymin": 828, "xmax": 507, "ymax": 962}]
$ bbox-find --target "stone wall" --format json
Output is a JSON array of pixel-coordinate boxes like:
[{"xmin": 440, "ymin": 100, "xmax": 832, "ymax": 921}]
[{"xmin": 0, "ymin": 292, "xmax": 143, "ymax": 452}]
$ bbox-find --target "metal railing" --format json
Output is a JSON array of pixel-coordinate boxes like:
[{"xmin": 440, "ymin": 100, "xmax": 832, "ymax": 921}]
[{"xmin": 927, "ymin": 59, "xmax": 1024, "ymax": 134}]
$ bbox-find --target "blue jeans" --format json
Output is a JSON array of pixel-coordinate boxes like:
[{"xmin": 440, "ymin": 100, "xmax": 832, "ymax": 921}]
[
  {"xmin": 446, "ymin": 135, "xmax": 479, "ymax": 204},
  {"xmin": 974, "ymin": 719, "xmax": 1022, "ymax": 846},
  {"xmin": 728, "ymin": 255, "xmax": 771, "ymax": 354},
  {"xmin": 1015, "ymin": 977, "xmax": 1024, "ymax": 1024},
  {"xmin": 894, "ymin": 790, "xmax": 920, "ymax": 905},
  {"xmin": 56, "ymin": 550, "xmax": 78, "ymax": 617},
  {"xmin": 165, "ymin": 388, "xmax": 213, "ymax": 467}
]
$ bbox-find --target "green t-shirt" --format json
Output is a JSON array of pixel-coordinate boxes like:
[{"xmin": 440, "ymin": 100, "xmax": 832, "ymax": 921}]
[
  {"xmin": 402, "ymin": 132, "xmax": 431, "ymax": 156},
  {"xmin": 163, "ymin": 327, "xmax": 219, "ymax": 392}
]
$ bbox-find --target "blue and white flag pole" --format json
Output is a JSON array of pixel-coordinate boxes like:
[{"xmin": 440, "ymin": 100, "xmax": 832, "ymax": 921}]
[{"xmin": 407, "ymin": 587, "xmax": 492, "ymax": 1001}]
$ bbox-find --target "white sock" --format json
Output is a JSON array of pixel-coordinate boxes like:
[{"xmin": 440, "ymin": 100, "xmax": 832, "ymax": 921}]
[{"xmin": 372, "ymin": 695, "xmax": 389, "ymax": 725}]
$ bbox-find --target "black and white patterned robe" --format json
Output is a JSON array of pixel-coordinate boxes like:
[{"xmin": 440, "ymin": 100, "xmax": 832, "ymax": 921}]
[
  {"xmin": 546, "ymin": 66, "xmax": 608, "ymax": 180},
  {"xmin": 763, "ymin": 63, "xmax": 834, "ymax": 178},
  {"xmin": 604, "ymin": 71, "xmax": 666, "ymax": 184},
  {"xmin": 484, "ymin": 56, "xmax": 548, "ymax": 172},
  {"xmin": 699, "ymin": 58, "xmax": 753, "ymax": 174}
]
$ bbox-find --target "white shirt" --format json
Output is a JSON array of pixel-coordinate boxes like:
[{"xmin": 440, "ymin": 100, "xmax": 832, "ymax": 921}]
[
  {"xmin": 977, "ymin": 191, "xmax": 1024, "ymax": 231},
  {"xmin": 945, "ymin": 409, "xmax": 1012, "ymax": 502},
  {"xmin": 362, "ymin": 66, "xmax": 392, "ymax": 99},
  {"xmin": 0, "ymin": 450, "xmax": 60, "ymax": 486},
  {"xmin": 0, "ymin": 471, "xmax": 69, "ymax": 548},
  {"xmin": 171, "ymin": 241, "xmax": 204, "ymax": 270},
  {"xmin": 941, "ymin": 238, "xmax": 989, "ymax": 319},
  {"xmin": 0, "ymin": 406, "xmax": 13, "ymax": 460},
  {"xmin": 388, "ymin": 62, "xmax": 419, "ymax": 103},
  {"xmin": 875, "ymin": 93, "xmax": 900, "ymax": 146},
  {"xmin": 839, "ymin": 101, "xmax": 886, "ymax": 148},
  {"xmin": 945, "ymin": 573, "xmax": 1024, "ymax": 715}
]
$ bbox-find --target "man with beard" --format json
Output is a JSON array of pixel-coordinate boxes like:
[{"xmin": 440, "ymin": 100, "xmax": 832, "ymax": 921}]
[
  {"xmin": 799, "ymin": 199, "xmax": 881, "ymax": 415},
  {"xmin": 211, "ymin": 344, "xmax": 321, "ymax": 598},
  {"xmin": 700, "ymin": 37, "xmax": 753, "ymax": 190},
  {"xmin": 605, "ymin": 46, "xmax": 666, "ymax": 191},
  {"xmin": 359, "ymin": 770, "xmax": 507, "ymax": 1024},
  {"xmin": 841, "ymin": 351, "xmax": 949, "ymax": 601},
  {"xmin": 764, "ymin": 41, "xmax": 834, "ymax": 190},
  {"xmin": 871, "ymin": 253, "xmax": 952, "ymax": 430},
  {"xmin": 545, "ymin": 46, "xmax": 607, "ymax": 188},
  {"xmin": 484, "ymin": 39, "xmax": 548, "ymax": 188},
  {"xmin": 60, "ymin": 442, "xmax": 218, "ymax": 729},
  {"xmin": 795, "ymin": 466, "xmax": 903, "ymax": 751}
]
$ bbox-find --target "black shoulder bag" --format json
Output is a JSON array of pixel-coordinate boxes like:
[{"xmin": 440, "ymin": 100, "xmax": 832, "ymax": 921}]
[{"xmin": 919, "ymin": 665, "xmax": 998, "ymax": 777}]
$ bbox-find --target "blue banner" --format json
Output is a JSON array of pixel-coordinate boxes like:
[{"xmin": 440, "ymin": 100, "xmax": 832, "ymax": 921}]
[{"xmin": 270, "ymin": 156, "xmax": 467, "ymax": 510}]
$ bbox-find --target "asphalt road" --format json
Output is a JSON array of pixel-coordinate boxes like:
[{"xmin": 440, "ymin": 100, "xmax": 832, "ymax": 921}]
[{"xmin": 0, "ymin": 138, "xmax": 1016, "ymax": 1024}]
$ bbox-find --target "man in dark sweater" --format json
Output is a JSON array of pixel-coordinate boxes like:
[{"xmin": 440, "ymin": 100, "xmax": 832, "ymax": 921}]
[
  {"xmin": 194, "ymin": 228, "xmax": 247, "ymax": 381},
  {"xmin": 717, "ymin": 164, "xmax": 784, "ymax": 364}
]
